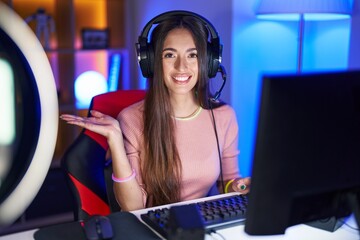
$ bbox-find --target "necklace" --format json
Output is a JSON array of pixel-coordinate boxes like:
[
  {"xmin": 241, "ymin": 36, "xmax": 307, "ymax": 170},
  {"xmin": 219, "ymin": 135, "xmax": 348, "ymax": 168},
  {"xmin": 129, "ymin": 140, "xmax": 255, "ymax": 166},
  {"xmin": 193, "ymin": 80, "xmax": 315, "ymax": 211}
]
[{"xmin": 174, "ymin": 106, "xmax": 202, "ymax": 120}]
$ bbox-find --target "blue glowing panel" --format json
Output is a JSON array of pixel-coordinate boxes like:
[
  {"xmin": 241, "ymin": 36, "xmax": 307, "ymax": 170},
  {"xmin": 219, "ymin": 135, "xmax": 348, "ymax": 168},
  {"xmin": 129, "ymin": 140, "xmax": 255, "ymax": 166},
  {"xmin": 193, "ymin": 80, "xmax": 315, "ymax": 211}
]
[{"xmin": 108, "ymin": 53, "xmax": 121, "ymax": 92}]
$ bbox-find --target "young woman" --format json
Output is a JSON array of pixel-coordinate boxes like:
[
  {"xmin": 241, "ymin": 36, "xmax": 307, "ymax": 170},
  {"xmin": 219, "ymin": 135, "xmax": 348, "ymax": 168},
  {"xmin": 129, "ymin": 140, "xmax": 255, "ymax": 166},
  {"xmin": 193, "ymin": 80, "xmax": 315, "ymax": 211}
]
[{"xmin": 61, "ymin": 12, "xmax": 250, "ymax": 211}]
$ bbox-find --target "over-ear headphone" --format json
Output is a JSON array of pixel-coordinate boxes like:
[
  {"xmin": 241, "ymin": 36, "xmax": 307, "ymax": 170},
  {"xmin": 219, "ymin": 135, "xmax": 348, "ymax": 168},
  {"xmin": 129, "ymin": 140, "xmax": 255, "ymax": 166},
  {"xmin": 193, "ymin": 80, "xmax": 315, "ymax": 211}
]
[{"xmin": 136, "ymin": 10, "xmax": 223, "ymax": 80}]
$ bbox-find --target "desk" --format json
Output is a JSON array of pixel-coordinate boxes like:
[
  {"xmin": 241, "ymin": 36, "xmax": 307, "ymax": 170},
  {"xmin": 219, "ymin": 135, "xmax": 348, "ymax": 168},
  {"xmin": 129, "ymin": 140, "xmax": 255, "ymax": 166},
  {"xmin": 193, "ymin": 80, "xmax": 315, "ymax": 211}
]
[
  {"xmin": 0, "ymin": 193, "xmax": 358, "ymax": 240},
  {"xmin": 131, "ymin": 193, "xmax": 359, "ymax": 240}
]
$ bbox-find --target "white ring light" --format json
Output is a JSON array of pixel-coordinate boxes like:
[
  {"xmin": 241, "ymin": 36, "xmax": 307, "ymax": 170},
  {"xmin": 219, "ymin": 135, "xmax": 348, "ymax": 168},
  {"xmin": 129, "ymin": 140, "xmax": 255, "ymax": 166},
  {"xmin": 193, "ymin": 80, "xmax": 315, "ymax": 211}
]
[{"xmin": 0, "ymin": 3, "xmax": 58, "ymax": 226}]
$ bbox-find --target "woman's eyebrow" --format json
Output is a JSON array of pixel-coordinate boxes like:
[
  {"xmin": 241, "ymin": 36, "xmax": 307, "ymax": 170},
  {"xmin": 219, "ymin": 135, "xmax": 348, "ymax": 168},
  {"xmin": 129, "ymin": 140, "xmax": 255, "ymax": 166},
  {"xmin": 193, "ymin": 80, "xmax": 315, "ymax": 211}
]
[
  {"xmin": 162, "ymin": 47, "xmax": 176, "ymax": 52},
  {"xmin": 162, "ymin": 47, "xmax": 197, "ymax": 52},
  {"xmin": 187, "ymin": 47, "xmax": 197, "ymax": 52}
]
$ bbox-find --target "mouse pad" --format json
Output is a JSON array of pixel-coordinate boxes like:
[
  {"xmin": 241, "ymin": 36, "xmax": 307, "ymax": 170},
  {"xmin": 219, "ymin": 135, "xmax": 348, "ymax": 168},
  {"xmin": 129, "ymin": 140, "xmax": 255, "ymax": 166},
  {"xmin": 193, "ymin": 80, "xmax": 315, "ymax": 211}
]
[{"xmin": 34, "ymin": 212, "xmax": 161, "ymax": 240}]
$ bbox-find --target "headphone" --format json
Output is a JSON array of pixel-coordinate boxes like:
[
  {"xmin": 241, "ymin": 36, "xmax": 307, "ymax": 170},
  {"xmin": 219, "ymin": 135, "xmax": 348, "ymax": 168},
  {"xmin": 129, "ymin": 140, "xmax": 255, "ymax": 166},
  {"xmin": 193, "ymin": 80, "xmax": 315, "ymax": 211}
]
[{"xmin": 136, "ymin": 11, "xmax": 225, "ymax": 91}]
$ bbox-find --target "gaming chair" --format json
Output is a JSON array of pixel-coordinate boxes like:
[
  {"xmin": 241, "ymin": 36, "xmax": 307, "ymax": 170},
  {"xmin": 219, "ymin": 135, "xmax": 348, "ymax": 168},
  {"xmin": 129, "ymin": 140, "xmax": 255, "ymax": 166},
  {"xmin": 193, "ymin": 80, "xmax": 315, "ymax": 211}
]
[{"xmin": 61, "ymin": 90, "xmax": 146, "ymax": 221}]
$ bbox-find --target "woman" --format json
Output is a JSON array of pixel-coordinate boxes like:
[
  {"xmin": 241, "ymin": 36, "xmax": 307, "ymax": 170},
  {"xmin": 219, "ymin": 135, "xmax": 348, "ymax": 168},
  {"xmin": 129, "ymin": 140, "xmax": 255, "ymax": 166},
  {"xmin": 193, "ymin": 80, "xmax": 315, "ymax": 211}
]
[{"xmin": 61, "ymin": 12, "xmax": 250, "ymax": 211}]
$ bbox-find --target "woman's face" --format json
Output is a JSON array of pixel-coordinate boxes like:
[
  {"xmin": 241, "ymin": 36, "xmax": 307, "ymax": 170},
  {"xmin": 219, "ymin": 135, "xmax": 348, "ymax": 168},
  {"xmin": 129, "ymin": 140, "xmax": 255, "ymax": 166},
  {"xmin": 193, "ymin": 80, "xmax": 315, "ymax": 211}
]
[{"xmin": 162, "ymin": 28, "xmax": 198, "ymax": 98}]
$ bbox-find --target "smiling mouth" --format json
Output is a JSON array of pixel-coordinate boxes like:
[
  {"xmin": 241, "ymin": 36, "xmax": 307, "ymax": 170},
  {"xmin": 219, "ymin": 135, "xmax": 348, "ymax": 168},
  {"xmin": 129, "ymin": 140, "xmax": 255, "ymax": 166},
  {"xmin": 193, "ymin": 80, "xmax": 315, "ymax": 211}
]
[{"xmin": 173, "ymin": 75, "xmax": 191, "ymax": 84}]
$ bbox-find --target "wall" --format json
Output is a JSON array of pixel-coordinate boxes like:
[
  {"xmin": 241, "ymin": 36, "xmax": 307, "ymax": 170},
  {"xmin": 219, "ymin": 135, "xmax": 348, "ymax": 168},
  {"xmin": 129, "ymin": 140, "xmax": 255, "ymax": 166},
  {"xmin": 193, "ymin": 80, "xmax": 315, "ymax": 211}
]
[
  {"xmin": 349, "ymin": 0, "xmax": 360, "ymax": 69},
  {"xmin": 232, "ymin": 0, "xmax": 355, "ymax": 177}
]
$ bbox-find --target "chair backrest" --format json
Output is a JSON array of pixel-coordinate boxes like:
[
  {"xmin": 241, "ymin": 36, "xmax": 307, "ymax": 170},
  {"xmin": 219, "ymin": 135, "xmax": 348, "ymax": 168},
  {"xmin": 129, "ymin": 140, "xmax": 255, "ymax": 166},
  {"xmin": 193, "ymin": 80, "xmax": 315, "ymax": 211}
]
[{"xmin": 61, "ymin": 90, "xmax": 146, "ymax": 220}]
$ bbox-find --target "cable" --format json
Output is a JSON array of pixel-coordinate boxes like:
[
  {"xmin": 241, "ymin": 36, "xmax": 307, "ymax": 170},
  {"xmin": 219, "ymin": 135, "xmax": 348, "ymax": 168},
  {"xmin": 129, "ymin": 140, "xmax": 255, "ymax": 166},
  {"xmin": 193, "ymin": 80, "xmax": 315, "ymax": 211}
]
[
  {"xmin": 208, "ymin": 99, "xmax": 225, "ymax": 193},
  {"xmin": 208, "ymin": 64, "xmax": 227, "ymax": 193},
  {"xmin": 207, "ymin": 229, "xmax": 226, "ymax": 240},
  {"xmin": 211, "ymin": 65, "xmax": 226, "ymax": 101},
  {"xmin": 339, "ymin": 218, "xmax": 360, "ymax": 231}
]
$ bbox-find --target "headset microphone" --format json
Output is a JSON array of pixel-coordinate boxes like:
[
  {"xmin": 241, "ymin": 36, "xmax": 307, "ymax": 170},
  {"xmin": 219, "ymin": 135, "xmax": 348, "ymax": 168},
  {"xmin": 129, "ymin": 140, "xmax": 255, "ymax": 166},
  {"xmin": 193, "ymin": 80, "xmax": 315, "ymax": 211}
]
[{"xmin": 211, "ymin": 65, "xmax": 227, "ymax": 101}]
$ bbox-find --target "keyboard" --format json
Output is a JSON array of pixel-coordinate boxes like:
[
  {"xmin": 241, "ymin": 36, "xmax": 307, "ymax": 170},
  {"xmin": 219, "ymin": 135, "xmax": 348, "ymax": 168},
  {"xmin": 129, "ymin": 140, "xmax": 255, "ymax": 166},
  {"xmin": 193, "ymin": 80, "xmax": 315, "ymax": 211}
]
[{"xmin": 140, "ymin": 194, "xmax": 248, "ymax": 239}]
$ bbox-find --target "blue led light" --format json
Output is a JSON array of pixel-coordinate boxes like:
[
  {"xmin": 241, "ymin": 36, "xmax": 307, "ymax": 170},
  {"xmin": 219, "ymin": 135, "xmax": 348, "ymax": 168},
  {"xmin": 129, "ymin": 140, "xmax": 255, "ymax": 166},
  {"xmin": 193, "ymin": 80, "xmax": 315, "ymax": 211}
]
[
  {"xmin": 257, "ymin": 13, "xmax": 351, "ymax": 21},
  {"xmin": 108, "ymin": 53, "xmax": 121, "ymax": 92},
  {"xmin": 257, "ymin": 14, "xmax": 300, "ymax": 21}
]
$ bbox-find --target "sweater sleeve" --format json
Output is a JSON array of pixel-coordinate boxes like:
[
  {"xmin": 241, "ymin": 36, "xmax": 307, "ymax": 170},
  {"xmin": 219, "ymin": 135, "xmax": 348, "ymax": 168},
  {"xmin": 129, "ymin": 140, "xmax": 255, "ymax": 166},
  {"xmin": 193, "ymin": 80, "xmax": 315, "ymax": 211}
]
[{"xmin": 117, "ymin": 101, "xmax": 148, "ymax": 208}]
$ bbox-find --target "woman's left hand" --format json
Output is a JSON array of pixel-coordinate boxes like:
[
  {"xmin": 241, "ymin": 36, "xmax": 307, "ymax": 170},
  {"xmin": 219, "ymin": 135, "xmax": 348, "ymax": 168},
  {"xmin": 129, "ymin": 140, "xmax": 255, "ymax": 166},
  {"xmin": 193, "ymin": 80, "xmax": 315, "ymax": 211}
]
[{"xmin": 232, "ymin": 177, "xmax": 251, "ymax": 195}]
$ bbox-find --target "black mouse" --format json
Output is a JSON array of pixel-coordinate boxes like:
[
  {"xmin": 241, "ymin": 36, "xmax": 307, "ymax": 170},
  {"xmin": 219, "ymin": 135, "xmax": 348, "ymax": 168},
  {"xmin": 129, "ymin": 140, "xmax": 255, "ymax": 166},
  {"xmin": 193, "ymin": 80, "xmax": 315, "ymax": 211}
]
[{"xmin": 83, "ymin": 215, "xmax": 114, "ymax": 240}]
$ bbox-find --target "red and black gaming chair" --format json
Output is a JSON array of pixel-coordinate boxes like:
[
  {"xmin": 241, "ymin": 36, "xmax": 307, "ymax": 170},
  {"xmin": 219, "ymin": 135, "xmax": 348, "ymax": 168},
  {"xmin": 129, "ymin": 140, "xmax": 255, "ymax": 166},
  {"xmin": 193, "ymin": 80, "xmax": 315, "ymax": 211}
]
[{"xmin": 61, "ymin": 90, "xmax": 146, "ymax": 221}]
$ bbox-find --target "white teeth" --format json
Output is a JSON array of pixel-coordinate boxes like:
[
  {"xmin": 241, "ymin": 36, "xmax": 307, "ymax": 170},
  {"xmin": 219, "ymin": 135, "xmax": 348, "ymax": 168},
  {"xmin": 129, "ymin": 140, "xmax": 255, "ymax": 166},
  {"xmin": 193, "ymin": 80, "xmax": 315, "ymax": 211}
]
[{"xmin": 174, "ymin": 76, "xmax": 189, "ymax": 81}]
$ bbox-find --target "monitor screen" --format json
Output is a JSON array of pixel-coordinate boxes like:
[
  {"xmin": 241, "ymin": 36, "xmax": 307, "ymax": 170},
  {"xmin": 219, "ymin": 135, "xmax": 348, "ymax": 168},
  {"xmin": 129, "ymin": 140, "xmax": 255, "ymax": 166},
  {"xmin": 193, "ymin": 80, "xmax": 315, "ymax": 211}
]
[
  {"xmin": 245, "ymin": 70, "xmax": 360, "ymax": 235},
  {"xmin": 0, "ymin": 3, "xmax": 58, "ymax": 229}
]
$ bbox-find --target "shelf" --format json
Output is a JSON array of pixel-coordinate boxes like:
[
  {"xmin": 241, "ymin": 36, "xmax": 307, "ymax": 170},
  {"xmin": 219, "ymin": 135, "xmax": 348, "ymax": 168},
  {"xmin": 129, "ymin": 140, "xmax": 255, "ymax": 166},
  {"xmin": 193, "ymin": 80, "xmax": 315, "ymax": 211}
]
[
  {"xmin": 46, "ymin": 47, "xmax": 126, "ymax": 53},
  {"xmin": 4, "ymin": 0, "xmax": 126, "ymax": 162}
]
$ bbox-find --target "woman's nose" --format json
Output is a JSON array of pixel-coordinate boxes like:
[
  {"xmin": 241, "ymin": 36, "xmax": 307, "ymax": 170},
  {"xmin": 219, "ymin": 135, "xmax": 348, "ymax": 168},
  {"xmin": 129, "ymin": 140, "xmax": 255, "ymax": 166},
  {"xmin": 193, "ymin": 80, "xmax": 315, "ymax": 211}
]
[{"xmin": 175, "ymin": 56, "xmax": 187, "ymax": 70}]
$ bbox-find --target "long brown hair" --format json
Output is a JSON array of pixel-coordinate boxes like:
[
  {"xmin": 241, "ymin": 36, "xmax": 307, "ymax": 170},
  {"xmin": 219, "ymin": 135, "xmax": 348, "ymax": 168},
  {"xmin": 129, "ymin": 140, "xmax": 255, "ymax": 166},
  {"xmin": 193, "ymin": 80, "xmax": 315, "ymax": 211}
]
[{"xmin": 142, "ymin": 15, "xmax": 219, "ymax": 207}]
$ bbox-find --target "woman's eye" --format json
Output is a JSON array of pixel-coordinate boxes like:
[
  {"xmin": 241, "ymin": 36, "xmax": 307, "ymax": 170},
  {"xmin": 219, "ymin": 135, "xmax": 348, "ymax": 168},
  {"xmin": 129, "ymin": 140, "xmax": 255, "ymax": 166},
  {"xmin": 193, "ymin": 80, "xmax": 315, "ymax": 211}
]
[
  {"xmin": 163, "ymin": 52, "xmax": 174, "ymax": 58},
  {"xmin": 188, "ymin": 53, "xmax": 198, "ymax": 58}
]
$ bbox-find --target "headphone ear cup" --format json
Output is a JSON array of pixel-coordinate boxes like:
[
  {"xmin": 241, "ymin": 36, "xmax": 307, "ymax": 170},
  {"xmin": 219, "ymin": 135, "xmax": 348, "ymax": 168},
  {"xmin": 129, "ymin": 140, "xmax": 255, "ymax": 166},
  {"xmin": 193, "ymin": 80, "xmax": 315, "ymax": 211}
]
[
  {"xmin": 207, "ymin": 42, "xmax": 221, "ymax": 78},
  {"xmin": 207, "ymin": 43, "xmax": 215, "ymax": 78},
  {"xmin": 137, "ymin": 38, "xmax": 154, "ymax": 78},
  {"xmin": 147, "ymin": 43, "xmax": 154, "ymax": 78}
]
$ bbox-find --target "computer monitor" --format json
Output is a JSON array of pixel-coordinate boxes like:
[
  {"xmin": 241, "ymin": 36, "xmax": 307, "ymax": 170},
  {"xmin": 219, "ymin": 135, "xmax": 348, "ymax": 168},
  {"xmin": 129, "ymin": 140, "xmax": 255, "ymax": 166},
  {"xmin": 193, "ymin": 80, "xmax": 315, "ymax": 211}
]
[
  {"xmin": 0, "ymin": 3, "xmax": 58, "ymax": 229},
  {"xmin": 245, "ymin": 70, "xmax": 360, "ymax": 235}
]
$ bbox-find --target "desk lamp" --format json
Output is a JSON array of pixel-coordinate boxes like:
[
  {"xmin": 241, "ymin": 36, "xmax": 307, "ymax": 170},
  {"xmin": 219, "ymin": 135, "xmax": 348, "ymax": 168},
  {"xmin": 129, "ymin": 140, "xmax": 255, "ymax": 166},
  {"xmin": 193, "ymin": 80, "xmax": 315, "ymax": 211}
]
[{"xmin": 256, "ymin": 0, "xmax": 353, "ymax": 73}]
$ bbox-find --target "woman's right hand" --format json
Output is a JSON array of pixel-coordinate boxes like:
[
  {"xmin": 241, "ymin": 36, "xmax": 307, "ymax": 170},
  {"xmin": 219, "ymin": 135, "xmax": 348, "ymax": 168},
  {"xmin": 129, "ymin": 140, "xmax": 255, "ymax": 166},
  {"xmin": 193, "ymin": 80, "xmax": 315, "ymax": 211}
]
[
  {"xmin": 60, "ymin": 110, "xmax": 122, "ymax": 142},
  {"xmin": 61, "ymin": 110, "xmax": 144, "ymax": 210}
]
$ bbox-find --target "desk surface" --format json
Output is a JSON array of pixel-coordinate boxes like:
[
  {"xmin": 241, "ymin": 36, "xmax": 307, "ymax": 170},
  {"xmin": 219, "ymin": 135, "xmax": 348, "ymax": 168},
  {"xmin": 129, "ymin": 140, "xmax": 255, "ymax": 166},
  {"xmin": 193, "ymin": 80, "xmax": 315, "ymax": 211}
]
[
  {"xmin": 131, "ymin": 192, "xmax": 359, "ymax": 240},
  {"xmin": 1, "ymin": 193, "xmax": 359, "ymax": 240}
]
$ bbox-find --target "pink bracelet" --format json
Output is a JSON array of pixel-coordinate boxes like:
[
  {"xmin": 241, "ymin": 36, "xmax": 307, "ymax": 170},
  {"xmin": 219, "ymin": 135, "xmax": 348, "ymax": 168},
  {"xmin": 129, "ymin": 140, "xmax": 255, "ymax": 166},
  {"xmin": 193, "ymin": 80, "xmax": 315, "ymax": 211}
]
[{"xmin": 112, "ymin": 169, "xmax": 136, "ymax": 183}]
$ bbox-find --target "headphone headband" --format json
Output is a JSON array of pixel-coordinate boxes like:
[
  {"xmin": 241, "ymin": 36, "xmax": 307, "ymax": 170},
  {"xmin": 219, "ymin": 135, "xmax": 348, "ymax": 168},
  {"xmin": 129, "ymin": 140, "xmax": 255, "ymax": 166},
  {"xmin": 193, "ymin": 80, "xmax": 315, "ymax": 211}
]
[
  {"xmin": 139, "ymin": 10, "xmax": 219, "ymax": 42},
  {"xmin": 136, "ymin": 10, "xmax": 223, "ymax": 79}
]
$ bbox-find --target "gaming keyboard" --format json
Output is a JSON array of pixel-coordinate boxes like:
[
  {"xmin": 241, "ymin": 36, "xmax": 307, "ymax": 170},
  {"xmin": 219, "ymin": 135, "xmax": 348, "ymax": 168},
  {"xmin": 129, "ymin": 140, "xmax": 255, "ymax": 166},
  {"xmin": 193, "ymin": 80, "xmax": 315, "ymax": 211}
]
[{"xmin": 140, "ymin": 194, "xmax": 248, "ymax": 239}]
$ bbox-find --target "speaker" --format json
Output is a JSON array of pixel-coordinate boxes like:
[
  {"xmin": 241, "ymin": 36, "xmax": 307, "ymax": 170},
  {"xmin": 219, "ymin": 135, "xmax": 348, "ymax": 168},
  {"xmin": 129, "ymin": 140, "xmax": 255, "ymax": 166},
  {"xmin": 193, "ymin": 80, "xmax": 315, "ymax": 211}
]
[{"xmin": 135, "ymin": 10, "xmax": 223, "ymax": 79}]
